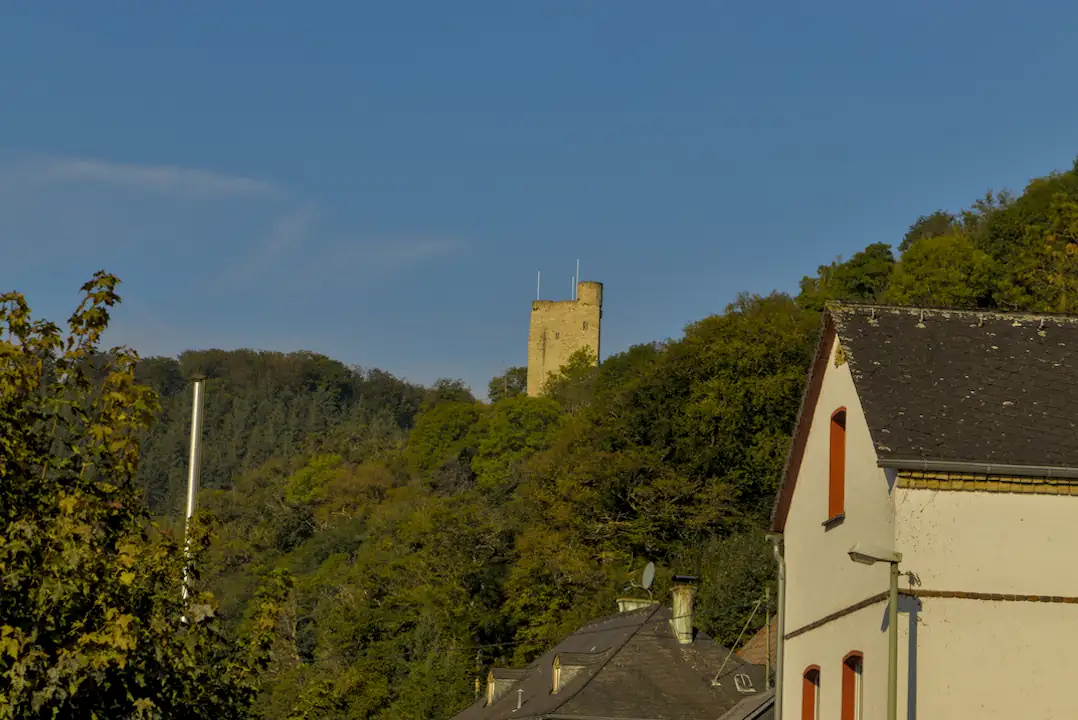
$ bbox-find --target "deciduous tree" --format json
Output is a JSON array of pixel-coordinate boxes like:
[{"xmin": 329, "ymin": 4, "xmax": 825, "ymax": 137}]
[{"xmin": 0, "ymin": 272, "xmax": 288, "ymax": 719}]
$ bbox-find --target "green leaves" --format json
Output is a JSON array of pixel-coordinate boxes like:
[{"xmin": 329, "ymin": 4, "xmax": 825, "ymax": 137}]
[
  {"xmin": 403, "ymin": 402, "xmax": 483, "ymax": 488},
  {"xmin": 470, "ymin": 396, "xmax": 563, "ymax": 494},
  {"xmin": 888, "ymin": 233, "xmax": 996, "ymax": 308},
  {"xmin": 798, "ymin": 243, "xmax": 896, "ymax": 311},
  {"xmin": 0, "ymin": 274, "xmax": 287, "ymax": 720},
  {"xmin": 797, "ymin": 158, "xmax": 1078, "ymax": 314},
  {"xmin": 486, "ymin": 367, "xmax": 527, "ymax": 403}
]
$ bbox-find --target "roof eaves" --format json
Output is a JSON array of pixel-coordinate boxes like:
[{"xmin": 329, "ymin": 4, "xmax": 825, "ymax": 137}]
[
  {"xmin": 879, "ymin": 457, "xmax": 1078, "ymax": 479},
  {"xmin": 769, "ymin": 309, "xmax": 836, "ymax": 533},
  {"xmin": 538, "ymin": 714, "xmax": 665, "ymax": 720},
  {"xmin": 718, "ymin": 689, "xmax": 776, "ymax": 720},
  {"xmin": 828, "ymin": 301, "xmax": 1078, "ymax": 326}
]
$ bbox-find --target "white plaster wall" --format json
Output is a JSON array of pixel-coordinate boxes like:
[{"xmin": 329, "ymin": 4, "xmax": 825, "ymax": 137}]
[
  {"xmin": 784, "ymin": 336, "xmax": 896, "ymax": 632},
  {"xmin": 783, "ymin": 595, "xmax": 1078, "ymax": 720},
  {"xmin": 903, "ymin": 598, "xmax": 1078, "ymax": 718},
  {"xmin": 781, "ymin": 603, "xmax": 890, "ymax": 720},
  {"xmin": 896, "ymin": 488, "xmax": 1078, "ymax": 595}
]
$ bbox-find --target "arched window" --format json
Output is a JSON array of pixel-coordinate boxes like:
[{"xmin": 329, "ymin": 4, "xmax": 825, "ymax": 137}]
[
  {"xmin": 802, "ymin": 666, "xmax": 820, "ymax": 720},
  {"xmin": 842, "ymin": 652, "xmax": 863, "ymax": 720},
  {"xmin": 829, "ymin": 408, "xmax": 847, "ymax": 520}
]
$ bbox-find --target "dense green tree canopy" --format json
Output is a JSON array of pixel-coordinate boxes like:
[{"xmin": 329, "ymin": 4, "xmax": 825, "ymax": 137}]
[
  {"xmin": 796, "ymin": 157, "xmax": 1078, "ymax": 313},
  {"xmin": 486, "ymin": 367, "xmax": 526, "ymax": 403},
  {"xmin": 887, "ymin": 233, "xmax": 996, "ymax": 308},
  {"xmin": 899, "ymin": 210, "xmax": 957, "ymax": 252}
]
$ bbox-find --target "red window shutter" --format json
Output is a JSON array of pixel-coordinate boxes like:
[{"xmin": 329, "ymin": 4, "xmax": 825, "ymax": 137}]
[
  {"xmin": 829, "ymin": 409, "xmax": 847, "ymax": 519},
  {"xmin": 802, "ymin": 668, "xmax": 820, "ymax": 720},
  {"xmin": 842, "ymin": 653, "xmax": 863, "ymax": 720}
]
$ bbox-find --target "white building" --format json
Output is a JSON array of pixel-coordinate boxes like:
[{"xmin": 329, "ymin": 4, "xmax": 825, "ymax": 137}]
[{"xmin": 769, "ymin": 304, "xmax": 1078, "ymax": 719}]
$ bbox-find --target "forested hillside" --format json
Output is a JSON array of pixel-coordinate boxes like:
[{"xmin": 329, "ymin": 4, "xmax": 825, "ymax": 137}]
[
  {"xmin": 133, "ymin": 351, "xmax": 433, "ymax": 514},
  {"xmin": 48, "ymin": 157, "xmax": 1078, "ymax": 718}
]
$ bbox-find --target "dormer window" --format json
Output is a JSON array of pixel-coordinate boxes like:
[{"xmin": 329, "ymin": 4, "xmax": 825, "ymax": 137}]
[
  {"xmin": 486, "ymin": 668, "xmax": 527, "ymax": 706},
  {"xmin": 551, "ymin": 652, "xmax": 601, "ymax": 694},
  {"xmin": 828, "ymin": 408, "xmax": 847, "ymax": 522}
]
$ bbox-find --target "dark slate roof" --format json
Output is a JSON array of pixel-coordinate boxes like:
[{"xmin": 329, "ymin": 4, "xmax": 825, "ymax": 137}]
[
  {"xmin": 556, "ymin": 652, "xmax": 605, "ymax": 666},
  {"xmin": 722, "ymin": 689, "xmax": 776, "ymax": 720},
  {"xmin": 832, "ymin": 304, "xmax": 1078, "ymax": 470},
  {"xmin": 451, "ymin": 604, "xmax": 768, "ymax": 720}
]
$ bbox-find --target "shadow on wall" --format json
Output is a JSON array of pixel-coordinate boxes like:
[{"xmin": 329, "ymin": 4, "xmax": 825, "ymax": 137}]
[
  {"xmin": 885, "ymin": 467, "xmax": 898, "ymax": 493},
  {"xmin": 880, "ymin": 593, "xmax": 922, "ymax": 720}
]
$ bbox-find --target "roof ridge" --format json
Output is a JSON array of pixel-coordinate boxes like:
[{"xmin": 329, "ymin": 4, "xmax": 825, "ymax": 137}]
[
  {"xmin": 581, "ymin": 604, "xmax": 655, "ymax": 624},
  {"xmin": 541, "ymin": 603, "xmax": 664, "ymax": 715},
  {"xmin": 770, "ymin": 311, "xmax": 834, "ymax": 532},
  {"xmin": 828, "ymin": 301, "xmax": 1078, "ymax": 323}
]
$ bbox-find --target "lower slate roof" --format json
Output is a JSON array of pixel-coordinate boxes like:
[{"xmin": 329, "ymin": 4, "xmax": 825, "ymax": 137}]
[
  {"xmin": 833, "ymin": 304, "xmax": 1078, "ymax": 469},
  {"xmin": 723, "ymin": 689, "xmax": 776, "ymax": 720},
  {"xmin": 451, "ymin": 604, "xmax": 769, "ymax": 720}
]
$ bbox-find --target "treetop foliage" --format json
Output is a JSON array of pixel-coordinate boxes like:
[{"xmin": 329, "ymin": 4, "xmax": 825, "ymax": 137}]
[{"xmin": 797, "ymin": 158, "xmax": 1078, "ymax": 312}]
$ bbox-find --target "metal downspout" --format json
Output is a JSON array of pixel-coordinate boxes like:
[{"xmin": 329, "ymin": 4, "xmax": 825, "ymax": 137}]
[{"xmin": 770, "ymin": 534, "xmax": 786, "ymax": 720}]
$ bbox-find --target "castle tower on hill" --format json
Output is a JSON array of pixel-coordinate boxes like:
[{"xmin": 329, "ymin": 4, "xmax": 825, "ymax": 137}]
[{"xmin": 527, "ymin": 280, "xmax": 603, "ymax": 397}]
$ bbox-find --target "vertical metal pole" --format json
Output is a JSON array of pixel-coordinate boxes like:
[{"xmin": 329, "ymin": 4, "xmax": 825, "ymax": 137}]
[
  {"xmin": 181, "ymin": 376, "xmax": 206, "ymax": 604},
  {"xmin": 765, "ymin": 586, "xmax": 771, "ymax": 690},
  {"xmin": 888, "ymin": 561, "xmax": 899, "ymax": 720},
  {"xmin": 537, "ymin": 270, "xmax": 541, "ymax": 301},
  {"xmin": 771, "ymin": 535, "xmax": 785, "ymax": 719}
]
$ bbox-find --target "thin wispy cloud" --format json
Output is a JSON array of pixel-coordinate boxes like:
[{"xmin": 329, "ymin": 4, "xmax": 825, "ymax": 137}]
[
  {"xmin": 4, "ymin": 156, "xmax": 282, "ymax": 199},
  {"xmin": 308, "ymin": 237, "xmax": 465, "ymax": 277},
  {"xmin": 228, "ymin": 203, "xmax": 319, "ymax": 286},
  {"xmin": 1, "ymin": 152, "xmax": 463, "ymax": 296}
]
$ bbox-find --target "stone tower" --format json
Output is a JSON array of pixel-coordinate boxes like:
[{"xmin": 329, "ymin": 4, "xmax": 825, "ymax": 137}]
[{"xmin": 527, "ymin": 280, "xmax": 603, "ymax": 396}]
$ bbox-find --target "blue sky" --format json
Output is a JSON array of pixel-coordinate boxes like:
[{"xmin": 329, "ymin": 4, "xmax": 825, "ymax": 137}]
[{"xmin": 4, "ymin": 1, "xmax": 1078, "ymax": 397}]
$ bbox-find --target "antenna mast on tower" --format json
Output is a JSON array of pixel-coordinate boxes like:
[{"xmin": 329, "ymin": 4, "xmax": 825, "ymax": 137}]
[{"xmin": 537, "ymin": 270, "xmax": 541, "ymax": 301}]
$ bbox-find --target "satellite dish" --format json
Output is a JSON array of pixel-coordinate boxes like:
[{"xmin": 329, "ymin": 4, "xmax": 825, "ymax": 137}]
[{"xmin": 641, "ymin": 562, "xmax": 656, "ymax": 590}]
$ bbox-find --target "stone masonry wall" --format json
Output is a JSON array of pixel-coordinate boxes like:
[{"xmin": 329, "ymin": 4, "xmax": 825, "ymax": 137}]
[{"xmin": 527, "ymin": 281, "xmax": 602, "ymax": 396}]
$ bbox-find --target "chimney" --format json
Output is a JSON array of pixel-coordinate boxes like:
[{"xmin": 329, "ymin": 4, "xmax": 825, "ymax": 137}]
[
  {"xmin": 616, "ymin": 597, "xmax": 656, "ymax": 613},
  {"xmin": 671, "ymin": 575, "xmax": 697, "ymax": 645}
]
